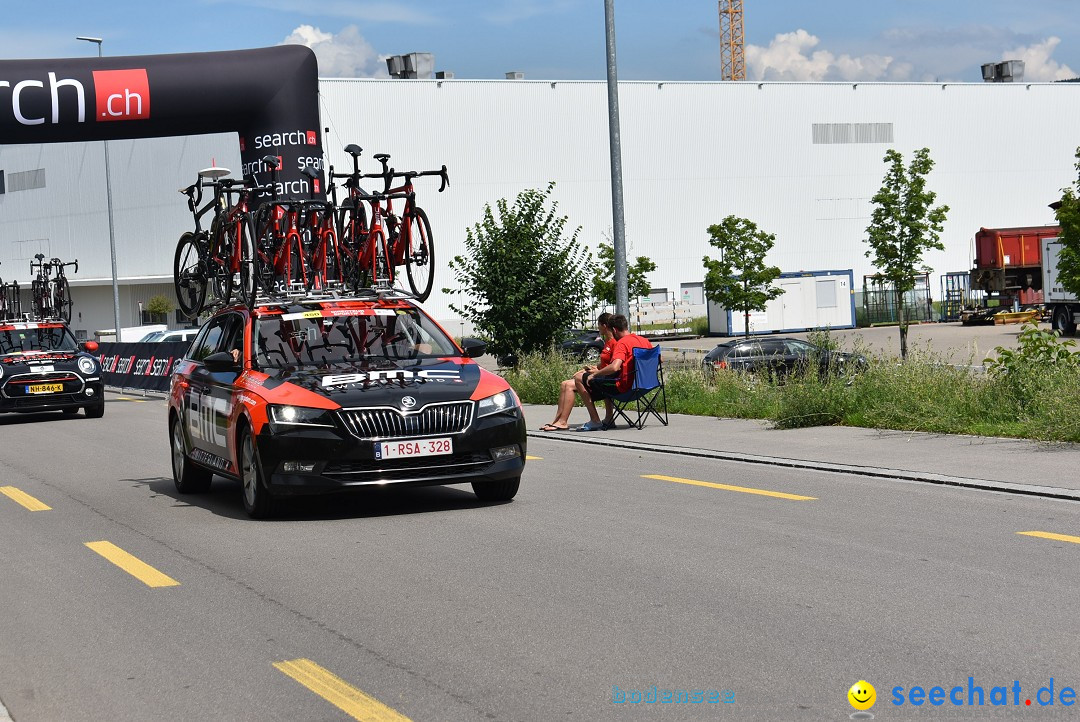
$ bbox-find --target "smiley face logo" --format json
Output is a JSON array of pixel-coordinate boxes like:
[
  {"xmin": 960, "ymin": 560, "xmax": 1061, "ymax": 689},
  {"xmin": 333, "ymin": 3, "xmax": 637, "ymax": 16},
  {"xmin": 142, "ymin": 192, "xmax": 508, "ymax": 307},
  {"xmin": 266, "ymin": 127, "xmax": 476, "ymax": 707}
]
[{"xmin": 848, "ymin": 680, "xmax": 876, "ymax": 710}]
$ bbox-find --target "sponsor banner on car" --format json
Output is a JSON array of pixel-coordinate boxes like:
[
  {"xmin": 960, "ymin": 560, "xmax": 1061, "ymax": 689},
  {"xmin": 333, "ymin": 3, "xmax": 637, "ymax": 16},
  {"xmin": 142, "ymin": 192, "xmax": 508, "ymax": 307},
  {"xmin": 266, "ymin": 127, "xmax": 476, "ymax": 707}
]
[{"xmin": 97, "ymin": 341, "xmax": 189, "ymax": 391}]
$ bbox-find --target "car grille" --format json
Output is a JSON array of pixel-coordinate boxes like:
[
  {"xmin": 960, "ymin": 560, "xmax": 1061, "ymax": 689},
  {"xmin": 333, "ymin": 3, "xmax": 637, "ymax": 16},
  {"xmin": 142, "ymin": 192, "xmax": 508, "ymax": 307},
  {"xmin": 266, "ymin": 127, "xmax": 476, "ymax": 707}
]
[
  {"xmin": 322, "ymin": 452, "xmax": 493, "ymax": 482},
  {"xmin": 2, "ymin": 372, "xmax": 84, "ymax": 399},
  {"xmin": 338, "ymin": 401, "xmax": 474, "ymax": 441}
]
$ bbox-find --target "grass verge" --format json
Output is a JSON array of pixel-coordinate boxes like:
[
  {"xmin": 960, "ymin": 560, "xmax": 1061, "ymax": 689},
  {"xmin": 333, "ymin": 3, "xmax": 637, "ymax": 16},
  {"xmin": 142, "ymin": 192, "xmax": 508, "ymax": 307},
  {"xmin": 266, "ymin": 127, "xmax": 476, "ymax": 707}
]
[{"xmin": 503, "ymin": 347, "xmax": 1080, "ymax": 443}]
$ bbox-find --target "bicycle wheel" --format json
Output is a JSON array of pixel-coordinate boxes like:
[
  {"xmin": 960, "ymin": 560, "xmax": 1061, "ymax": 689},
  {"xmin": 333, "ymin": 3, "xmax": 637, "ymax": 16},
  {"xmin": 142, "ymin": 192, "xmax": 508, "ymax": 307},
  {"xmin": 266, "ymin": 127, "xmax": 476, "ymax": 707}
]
[
  {"xmin": 320, "ymin": 228, "xmax": 344, "ymax": 289},
  {"xmin": 54, "ymin": 276, "xmax": 72, "ymax": 323},
  {"xmin": 373, "ymin": 227, "xmax": 394, "ymax": 289},
  {"xmin": 236, "ymin": 217, "xmax": 257, "ymax": 309},
  {"xmin": 173, "ymin": 232, "xmax": 208, "ymax": 319},
  {"xmin": 209, "ymin": 225, "xmax": 233, "ymax": 307},
  {"xmin": 253, "ymin": 209, "xmax": 279, "ymax": 295},
  {"xmin": 404, "ymin": 207, "xmax": 435, "ymax": 301},
  {"xmin": 31, "ymin": 280, "xmax": 46, "ymax": 319}
]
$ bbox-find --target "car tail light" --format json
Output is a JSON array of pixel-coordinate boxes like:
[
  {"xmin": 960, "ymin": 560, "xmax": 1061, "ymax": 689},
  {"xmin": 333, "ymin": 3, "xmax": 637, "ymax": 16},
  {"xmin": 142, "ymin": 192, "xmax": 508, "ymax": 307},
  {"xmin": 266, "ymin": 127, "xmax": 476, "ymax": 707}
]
[{"xmin": 714, "ymin": 361, "xmax": 728, "ymax": 369}]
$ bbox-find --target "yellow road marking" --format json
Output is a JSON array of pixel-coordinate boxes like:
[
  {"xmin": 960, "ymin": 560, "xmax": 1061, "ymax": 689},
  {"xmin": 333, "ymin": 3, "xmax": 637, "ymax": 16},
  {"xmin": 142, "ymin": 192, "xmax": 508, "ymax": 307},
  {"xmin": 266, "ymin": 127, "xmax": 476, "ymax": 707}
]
[
  {"xmin": 642, "ymin": 474, "xmax": 817, "ymax": 501},
  {"xmin": 273, "ymin": 658, "xmax": 411, "ymax": 721},
  {"xmin": 0, "ymin": 486, "xmax": 51, "ymax": 511},
  {"xmin": 1018, "ymin": 531, "xmax": 1080, "ymax": 545},
  {"xmin": 113, "ymin": 397, "xmax": 147, "ymax": 403},
  {"xmin": 84, "ymin": 541, "xmax": 180, "ymax": 588},
  {"xmin": 526, "ymin": 455, "xmax": 542, "ymax": 460}
]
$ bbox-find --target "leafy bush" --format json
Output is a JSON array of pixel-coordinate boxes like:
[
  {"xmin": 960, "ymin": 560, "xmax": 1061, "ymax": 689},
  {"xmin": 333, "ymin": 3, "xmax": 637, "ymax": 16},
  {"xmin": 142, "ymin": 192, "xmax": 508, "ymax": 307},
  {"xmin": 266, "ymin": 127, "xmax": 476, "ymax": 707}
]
[{"xmin": 446, "ymin": 183, "xmax": 594, "ymax": 363}]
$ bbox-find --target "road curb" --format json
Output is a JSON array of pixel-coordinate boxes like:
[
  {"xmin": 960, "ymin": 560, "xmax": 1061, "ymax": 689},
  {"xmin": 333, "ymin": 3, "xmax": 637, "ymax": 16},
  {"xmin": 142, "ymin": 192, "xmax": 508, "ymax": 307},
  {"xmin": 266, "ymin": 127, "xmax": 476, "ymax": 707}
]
[{"xmin": 526, "ymin": 431, "xmax": 1080, "ymax": 502}]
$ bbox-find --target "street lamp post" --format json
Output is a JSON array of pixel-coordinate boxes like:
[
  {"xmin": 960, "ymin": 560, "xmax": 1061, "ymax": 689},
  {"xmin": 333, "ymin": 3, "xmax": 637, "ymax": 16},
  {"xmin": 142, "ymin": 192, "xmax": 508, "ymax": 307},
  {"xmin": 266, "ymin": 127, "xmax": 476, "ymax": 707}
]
[
  {"xmin": 603, "ymin": 0, "xmax": 629, "ymax": 318},
  {"xmin": 76, "ymin": 36, "xmax": 123, "ymax": 342}
]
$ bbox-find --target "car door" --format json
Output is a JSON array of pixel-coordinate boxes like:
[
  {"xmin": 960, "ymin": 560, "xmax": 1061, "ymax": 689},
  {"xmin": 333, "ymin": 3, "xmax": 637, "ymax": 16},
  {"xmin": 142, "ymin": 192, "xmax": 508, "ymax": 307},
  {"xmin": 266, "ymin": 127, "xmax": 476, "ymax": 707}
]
[
  {"xmin": 783, "ymin": 339, "xmax": 817, "ymax": 375},
  {"xmin": 184, "ymin": 314, "xmax": 235, "ymax": 461},
  {"xmin": 757, "ymin": 339, "xmax": 788, "ymax": 377}
]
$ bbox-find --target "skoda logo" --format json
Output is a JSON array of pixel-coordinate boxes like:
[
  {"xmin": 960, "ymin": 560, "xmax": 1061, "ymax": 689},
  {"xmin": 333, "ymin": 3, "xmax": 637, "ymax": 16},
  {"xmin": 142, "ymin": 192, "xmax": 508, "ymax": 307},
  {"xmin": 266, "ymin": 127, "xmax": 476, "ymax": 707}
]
[{"xmin": 400, "ymin": 396, "xmax": 417, "ymax": 409}]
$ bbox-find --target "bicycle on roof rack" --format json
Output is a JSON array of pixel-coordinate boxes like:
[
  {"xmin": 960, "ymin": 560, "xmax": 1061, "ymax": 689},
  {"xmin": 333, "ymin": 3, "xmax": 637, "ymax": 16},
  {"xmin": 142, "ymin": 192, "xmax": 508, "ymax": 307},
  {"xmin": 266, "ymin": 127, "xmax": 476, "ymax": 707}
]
[
  {"xmin": 173, "ymin": 167, "xmax": 268, "ymax": 318},
  {"xmin": 329, "ymin": 145, "xmax": 396, "ymax": 294},
  {"xmin": 253, "ymin": 158, "xmax": 345, "ymax": 296},
  {"xmin": 29, "ymin": 254, "xmax": 77, "ymax": 322},
  {"xmin": 369, "ymin": 151, "xmax": 447, "ymax": 302}
]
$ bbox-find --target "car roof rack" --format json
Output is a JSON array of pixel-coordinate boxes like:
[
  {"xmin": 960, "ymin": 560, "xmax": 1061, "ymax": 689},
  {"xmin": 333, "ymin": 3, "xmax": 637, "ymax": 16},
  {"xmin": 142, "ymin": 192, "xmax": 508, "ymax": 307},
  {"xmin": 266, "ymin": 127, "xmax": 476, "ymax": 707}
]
[{"xmin": 244, "ymin": 283, "xmax": 421, "ymax": 311}]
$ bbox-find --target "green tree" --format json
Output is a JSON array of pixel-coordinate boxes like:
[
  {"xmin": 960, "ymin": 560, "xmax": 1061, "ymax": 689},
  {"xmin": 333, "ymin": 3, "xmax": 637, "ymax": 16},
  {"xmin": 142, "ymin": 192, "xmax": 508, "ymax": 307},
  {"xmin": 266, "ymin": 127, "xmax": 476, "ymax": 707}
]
[
  {"xmin": 591, "ymin": 238, "xmax": 656, "ymax": 305},
  {"xmin": 864, "ymin": 147, "xmax": 949, "ymax": 359},
  {"xmin": 446, "ymin": 183, "xmax": 594, "ymax": 362},
  {"xmin": 146, "ymin": 294, "xmax": 174, "ymax": 316},
  {"xmin": 1053, "ymin": 147, "xmax": 1080, "ymax": 298},
  {"xmin": 702, "ymin": 216, "xmax": 784, "ymax": 338}
]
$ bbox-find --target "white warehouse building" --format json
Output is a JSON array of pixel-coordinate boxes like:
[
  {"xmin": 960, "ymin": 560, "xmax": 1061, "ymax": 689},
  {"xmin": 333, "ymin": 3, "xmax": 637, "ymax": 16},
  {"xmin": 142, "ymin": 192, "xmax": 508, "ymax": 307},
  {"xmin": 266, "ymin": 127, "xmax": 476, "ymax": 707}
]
[{"xmin": 0, "ymin": 77, "xmax": 1076, "ymax": 339}]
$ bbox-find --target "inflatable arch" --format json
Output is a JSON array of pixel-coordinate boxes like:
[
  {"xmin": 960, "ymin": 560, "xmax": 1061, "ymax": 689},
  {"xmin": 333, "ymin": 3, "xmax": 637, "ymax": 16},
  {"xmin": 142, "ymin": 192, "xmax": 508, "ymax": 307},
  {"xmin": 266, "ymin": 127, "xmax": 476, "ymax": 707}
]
[{"xmin": 0, "ymin": 45, "xmax": 323, "ymax": 196}]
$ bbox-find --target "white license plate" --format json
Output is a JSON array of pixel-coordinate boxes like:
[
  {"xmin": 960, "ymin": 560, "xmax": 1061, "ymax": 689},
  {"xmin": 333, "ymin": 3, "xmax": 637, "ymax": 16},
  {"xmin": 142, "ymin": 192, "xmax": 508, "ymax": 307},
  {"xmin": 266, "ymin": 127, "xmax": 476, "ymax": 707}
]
[{"xmin": 375, "ymin": 437, "xmax": 453, "ymax": 460}]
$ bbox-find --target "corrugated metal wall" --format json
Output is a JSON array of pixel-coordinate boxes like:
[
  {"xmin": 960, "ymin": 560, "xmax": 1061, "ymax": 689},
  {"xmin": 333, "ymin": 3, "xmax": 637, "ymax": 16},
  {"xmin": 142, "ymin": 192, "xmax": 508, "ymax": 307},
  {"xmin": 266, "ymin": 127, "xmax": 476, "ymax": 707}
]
[{"xmin": 2, "ymin": 80, "xmax": 1077, "ymax": 332}]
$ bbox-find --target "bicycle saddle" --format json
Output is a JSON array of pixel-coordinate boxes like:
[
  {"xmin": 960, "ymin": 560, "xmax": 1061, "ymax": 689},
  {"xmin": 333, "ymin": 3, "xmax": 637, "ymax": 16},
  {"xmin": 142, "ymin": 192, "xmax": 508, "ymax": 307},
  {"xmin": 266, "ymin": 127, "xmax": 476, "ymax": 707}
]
[
  {"xmin": 373, "ymin": 153, "xmax": 391, "ymax": 164},
  {"xmin": 344, "ymin": 144, "xmax": 363, "ymax": 156}
]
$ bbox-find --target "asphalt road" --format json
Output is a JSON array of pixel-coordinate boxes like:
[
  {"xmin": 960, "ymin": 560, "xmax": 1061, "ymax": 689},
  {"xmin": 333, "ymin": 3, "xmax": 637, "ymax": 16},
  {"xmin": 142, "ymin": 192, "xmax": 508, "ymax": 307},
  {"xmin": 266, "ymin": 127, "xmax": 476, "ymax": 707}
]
[{"xmin": 1, "ymin": 393, "xmax": 1079, "ymax": 720}]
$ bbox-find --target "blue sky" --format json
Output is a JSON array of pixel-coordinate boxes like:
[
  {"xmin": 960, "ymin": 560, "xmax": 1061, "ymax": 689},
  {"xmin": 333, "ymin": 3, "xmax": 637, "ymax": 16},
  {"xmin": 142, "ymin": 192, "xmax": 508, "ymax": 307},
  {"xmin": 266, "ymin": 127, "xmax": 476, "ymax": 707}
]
[{"xmin": 3, "ymin": 0, "xmax": 1078, "ymax": 82}]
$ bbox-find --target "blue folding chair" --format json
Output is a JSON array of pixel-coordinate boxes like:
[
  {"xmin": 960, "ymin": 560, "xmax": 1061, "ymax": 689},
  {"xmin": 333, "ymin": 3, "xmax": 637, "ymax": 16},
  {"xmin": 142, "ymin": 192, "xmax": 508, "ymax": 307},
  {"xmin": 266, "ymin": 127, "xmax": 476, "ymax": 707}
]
[{"xmin": 610, "ymin": 345, "xmax": 669, "ymax": 429}]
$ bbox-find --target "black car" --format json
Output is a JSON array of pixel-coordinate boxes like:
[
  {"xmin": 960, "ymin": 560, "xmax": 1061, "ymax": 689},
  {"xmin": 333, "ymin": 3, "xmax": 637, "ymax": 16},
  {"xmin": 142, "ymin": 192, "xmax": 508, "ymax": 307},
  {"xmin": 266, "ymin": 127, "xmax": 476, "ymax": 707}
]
[
  {"xmin": 561, "ymin": 328, "xmax": 606, "ymax": 363},
  {"xmin": 497, "ymin": 328, "xmax": 606, "ymax": 368},
  {"xmin": 702, "ymin": 337, "xmax": 867, "ymax": 378},
  {"xmin": 168, "ymin": 295, "xmax": 526, "ymax": 518},
  {"xmin": 0, "ymin": 320, "xmax": 104, "ymax": 417}
]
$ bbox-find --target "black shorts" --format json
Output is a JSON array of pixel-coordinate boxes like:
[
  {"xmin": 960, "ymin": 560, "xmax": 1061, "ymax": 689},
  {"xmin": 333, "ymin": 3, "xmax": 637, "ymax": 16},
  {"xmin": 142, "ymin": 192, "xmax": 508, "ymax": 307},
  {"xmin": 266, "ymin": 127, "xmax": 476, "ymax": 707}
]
[{"xmin": 585, "ymin": 374, "xmax": 619, "ymax": 400}]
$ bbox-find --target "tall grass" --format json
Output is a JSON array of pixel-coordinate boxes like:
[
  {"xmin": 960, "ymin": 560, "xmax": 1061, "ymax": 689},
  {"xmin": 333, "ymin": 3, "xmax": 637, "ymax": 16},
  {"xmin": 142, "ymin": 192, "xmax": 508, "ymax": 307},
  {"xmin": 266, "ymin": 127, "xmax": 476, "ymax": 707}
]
[{"xmin": 504, "ymin": 346, "xmax": 1080, "ymax": 442}]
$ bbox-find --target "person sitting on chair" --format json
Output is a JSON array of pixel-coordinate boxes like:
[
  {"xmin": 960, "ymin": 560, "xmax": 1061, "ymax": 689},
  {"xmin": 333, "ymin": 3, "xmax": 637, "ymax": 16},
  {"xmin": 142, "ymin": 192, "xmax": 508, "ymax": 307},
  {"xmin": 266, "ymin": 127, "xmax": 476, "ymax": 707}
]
[
  {"xmin": 574, "ymin": 314, "xmax": 652, "ymax": 431},
  {"xmin": 540, "ymin": 313, "xmax": 616, "ymax": 431}
]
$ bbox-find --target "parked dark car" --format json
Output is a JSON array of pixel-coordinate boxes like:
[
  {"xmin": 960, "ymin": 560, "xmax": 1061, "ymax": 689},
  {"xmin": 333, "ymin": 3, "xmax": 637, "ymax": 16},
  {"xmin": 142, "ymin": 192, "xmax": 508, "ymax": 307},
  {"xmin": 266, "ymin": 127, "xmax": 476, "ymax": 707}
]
[
  {"xmin": 702, "ymin": 337, "xmax": 867, "ymax": 378},
  {"xmin": 497, "ymin": 329, "xmax": 606, "ymax": 367}
]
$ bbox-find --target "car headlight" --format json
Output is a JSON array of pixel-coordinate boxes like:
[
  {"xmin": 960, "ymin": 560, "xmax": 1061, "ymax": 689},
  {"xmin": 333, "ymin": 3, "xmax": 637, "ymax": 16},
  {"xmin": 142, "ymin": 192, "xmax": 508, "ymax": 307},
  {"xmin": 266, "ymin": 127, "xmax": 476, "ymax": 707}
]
[
  {"xmin": 267, "ymin": 404, "xmax": 336, "ymax": 432},
  {"xmin": 78, "ymin": 357, "xmax": 97, "ymax": 375},
  {"xmin": 476, "ymin": 390, "xmax": 518, "ymax": 418}
]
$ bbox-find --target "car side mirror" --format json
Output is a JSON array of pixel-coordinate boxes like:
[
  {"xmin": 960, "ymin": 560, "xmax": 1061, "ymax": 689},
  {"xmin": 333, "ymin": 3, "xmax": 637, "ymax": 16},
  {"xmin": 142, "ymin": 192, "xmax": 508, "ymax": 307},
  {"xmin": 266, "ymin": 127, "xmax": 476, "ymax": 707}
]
[
  {"xmin": 204, "ymin": 350, "xmax": 239, "ymax": 373},
  {"xmin": 82, "ymin": 340, "xmax": 99, "ymax": 353},
  {"xmin": 460, "ymin": 337, "xmax": 488, "ymax": 358}
]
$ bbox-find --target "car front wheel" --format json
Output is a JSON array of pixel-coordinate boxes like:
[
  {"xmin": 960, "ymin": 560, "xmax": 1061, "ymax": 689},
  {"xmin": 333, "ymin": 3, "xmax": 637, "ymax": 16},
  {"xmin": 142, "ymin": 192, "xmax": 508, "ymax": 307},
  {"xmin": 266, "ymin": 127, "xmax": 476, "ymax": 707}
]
[
  {"xmin": 472, "ymin": 476, "xmax": 520, "ymax": 502},
  {"xmin": 171, "ymin": 414, "xmax": 211, "ymax": 493},
  {"xmin": 239, "ymin": 426, "xmax": 276, "ymax": 518}
]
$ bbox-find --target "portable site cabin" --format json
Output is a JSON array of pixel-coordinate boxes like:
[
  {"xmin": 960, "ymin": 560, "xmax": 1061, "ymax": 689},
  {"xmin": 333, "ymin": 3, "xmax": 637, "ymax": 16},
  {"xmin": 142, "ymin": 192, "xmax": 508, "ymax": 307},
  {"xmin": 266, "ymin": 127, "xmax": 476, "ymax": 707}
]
[{"xmin": 707, "ymin": 270, "xmax": 856, "ymax": 336}]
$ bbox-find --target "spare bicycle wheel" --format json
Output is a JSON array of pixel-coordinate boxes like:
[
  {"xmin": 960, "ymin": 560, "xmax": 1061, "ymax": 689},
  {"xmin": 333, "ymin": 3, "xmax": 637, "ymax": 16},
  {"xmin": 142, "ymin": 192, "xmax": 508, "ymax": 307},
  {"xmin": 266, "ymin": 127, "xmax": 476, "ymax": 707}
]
[{"xmin": 173, "ymin": 232, "xmax": 208, "ymax": 318}]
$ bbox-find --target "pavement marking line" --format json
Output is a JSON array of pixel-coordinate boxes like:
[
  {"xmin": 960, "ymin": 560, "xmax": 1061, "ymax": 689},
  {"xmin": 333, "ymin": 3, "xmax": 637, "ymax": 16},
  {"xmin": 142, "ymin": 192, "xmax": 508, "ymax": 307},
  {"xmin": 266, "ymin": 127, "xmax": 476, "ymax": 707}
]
[
  {"xmin": 642, "ymin": 474, "xmax": 817, "ymax": 501},
  {"xmin": 526, "ymin": 455, "xmax": 542, "ymax": 460},
  {"xmin": 112, "ymin": 397, "xmax": 147, "ymax": 403},
  {"xmin": 273, "ymin": 658, "xmax": 411, "ymax": 722},
  {"xmin": 1017, "ymin": 531, "xmax": 1080, "ymax": 545},
  {"xmin": 84, "ymin": 541, "xmax": 180, "ymax": 588},
  {"xmin": 0, "ymin": 486, "xmax": 51, "ymax": 511}
]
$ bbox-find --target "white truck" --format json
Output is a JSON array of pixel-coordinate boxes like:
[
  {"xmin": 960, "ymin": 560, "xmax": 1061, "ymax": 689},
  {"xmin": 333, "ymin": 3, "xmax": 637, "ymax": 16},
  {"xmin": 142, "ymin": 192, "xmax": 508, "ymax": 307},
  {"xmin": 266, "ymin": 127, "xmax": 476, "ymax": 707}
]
[{"xmin": 1043, "ymin": 238, "xmax": 1080, "ymax": 335}]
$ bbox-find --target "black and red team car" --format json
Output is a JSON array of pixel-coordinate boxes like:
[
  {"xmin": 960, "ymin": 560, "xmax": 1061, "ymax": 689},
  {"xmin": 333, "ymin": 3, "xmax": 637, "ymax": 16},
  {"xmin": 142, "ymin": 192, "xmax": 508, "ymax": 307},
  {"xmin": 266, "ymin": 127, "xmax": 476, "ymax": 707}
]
[
  {"xmin": 167, "ymin": 293, "xmax": 527, "ymax": 518},
  {"xmin": 0, "ymin": 320, "xmax": 104, "ymax": 418}
]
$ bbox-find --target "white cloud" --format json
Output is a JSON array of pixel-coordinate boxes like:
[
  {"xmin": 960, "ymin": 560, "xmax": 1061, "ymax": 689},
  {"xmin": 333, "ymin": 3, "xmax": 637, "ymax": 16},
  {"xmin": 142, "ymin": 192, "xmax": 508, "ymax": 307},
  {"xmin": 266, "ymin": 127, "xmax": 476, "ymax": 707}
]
[
  {"xmin": 747, "ymin": 29, "xmax": 913, "ymax": 82},
  {"xmin": 1002, "ymin": 36, "xmax": 1077, "ymax": 81},
  {"xmin": 281, "ymin": 24, "xmax": 388, "ymax": 78}
]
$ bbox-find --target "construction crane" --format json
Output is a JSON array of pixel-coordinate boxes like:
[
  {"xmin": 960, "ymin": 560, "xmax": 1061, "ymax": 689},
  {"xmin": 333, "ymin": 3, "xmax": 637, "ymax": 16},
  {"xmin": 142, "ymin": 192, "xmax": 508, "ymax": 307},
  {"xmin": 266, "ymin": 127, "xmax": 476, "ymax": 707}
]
[{"xmin": 718, "ymin": 0, "xmax": 746, "ymax": 81}]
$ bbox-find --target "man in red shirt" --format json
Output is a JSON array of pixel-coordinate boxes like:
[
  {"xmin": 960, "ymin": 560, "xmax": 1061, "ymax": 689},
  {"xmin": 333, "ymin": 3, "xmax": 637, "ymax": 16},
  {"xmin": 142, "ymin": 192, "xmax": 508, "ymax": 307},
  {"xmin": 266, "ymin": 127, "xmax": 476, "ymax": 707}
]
[
  {"xmin": 575, "ymin": 314, "xmax": 651, "ymax": 431},
  {"xmin": 540, "ymin": 313, "xmax": 616, "ymax": 431}
]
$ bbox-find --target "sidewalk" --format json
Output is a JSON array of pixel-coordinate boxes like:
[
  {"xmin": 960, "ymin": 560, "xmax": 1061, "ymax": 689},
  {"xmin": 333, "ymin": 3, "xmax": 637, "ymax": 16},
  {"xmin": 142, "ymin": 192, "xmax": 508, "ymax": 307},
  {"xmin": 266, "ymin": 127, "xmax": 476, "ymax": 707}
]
[{"xmin": 522, "ymin": 404, "xmax": 1080, "ymax": 501}]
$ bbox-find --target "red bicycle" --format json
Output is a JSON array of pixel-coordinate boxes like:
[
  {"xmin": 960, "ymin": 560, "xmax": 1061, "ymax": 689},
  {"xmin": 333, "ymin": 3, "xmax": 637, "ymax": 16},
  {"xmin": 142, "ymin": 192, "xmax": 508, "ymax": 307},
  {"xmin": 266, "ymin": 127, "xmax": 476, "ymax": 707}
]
[
  {"xmin": 329, "ymin": 145, "xmax": 395, "ymax": 292},
  {"xmin": 369, "ymin": 152, "xmax": 448, "ymax": 302},
  {"xmin": 252, "ymin": 160, "xmax": 319, "ymax": 295}
]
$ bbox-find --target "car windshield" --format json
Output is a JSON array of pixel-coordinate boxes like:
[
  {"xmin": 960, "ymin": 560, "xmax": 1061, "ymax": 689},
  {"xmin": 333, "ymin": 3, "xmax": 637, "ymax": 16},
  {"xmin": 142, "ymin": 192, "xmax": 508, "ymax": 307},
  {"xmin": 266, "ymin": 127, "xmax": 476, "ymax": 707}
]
[
  {"xmin": 0, "ymin": 325, "xmax": 80, "ymax": 355},
  {"xmin": 140, "ymin": 331, "xmax": 164, "ymax": 342},
  {"xmin": 254, "ymin": 307, "xmax": 460, "ymax": 368}
]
